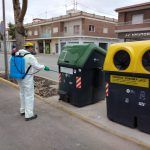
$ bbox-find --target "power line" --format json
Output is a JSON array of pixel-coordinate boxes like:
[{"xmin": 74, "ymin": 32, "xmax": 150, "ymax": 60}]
[
  {"xmin": 63, "ymin": 0, "xmax": 116, "ymax": 18},
  {"xmin": 27, "ymin": 1, "xmax": 76, "ymax": 20},
  {"xmin": 28, "ymin": 6, "xmax": 66, "ymax": 20},
  {"xmin": 65, "ymin": 0, "xmax": 78, "ymax": 11},
  {"xmin": 25, "ymin": 0, "xmax": 117, "ymax": 22},
  {"xmin": 73, "ymin": 0, "xmax": 78, "ymax": 10},
  {"xmin": 78, "ymin": 2, "xmax": 116, "ymax": 17}
]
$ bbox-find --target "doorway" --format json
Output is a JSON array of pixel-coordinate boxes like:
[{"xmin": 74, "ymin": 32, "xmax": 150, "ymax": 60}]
[
  {"xmin": 99, "ymin": 43, "xmax": 108, "ymax": 50},
  {"xmin": 38, "ymin": 41, "xmax": 44, "ymax": 53}
]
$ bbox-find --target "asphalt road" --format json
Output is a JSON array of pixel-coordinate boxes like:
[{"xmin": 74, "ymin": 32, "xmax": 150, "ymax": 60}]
[
  {"xmin": 35, "ymin": 54, "xmax": 59, "ymax": 81},
  {"xmin": 0, "ymin": 81, "xmax": 147, "ymax": 150},
  {"xmin": 0, "ymin": 53, "xmax": 59, "ymax": 81}
]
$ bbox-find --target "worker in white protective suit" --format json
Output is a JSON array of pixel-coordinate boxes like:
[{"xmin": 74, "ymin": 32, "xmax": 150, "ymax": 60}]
[{"xmin": 16, "ymin": 42, "xmax": 50, "ymax": 121}]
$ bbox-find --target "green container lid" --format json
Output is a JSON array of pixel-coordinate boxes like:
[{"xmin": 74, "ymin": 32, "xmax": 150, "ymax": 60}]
[{"xmin": 58, "ymin": 44, "xmax": 106, "ymax": 68}]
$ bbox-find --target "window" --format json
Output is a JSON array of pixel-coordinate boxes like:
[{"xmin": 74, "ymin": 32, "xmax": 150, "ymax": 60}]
[
  {"xmin": 89, "ymin": 25, "xmax": 95, "ymax": 32},
  {"xmin": 55, "ymin": 43, "xmax": 59, "ymax": 53},
  {"xmin": 103, "ymin": 28, "xmax": 108, "ymax": 34},
  {"xmin": 28, "ymin": 30, "xmax": 32, "ymax": 36},
  {"xmin": 53, "ymin": 27, "xmax": 58, "ymax": 33},
  {"xmin": 68, "ymin": 42, "xmax": 79, "ymax": 44},
  {"xmin": 48, "ymin": 30, "xmax": 52, "ymax": 35},
  {"xmin": 64, "ymin": 27, "xmax": 67, "ymax": 33},
  {"xmin": 74, "ymin": 25, "xmax": 80, "ymax": 34},
  {"xmin": 84, "ymin": 42, "xmax": 94, "ymax": 44},
  {"xmin": 61, "ymin": 42, "xmax": 66, "ymax": 51},
  {"xmin": 34, "ymin": 30, "xmax": 38, "ymax": 35},
  {"xmin": 132, "ymin": 14, "xmax": 144, "ymax": 24}
]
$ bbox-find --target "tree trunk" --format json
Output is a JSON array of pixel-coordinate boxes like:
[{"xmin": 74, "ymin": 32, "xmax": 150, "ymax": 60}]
[
  {"xmin": 12, "ymin": 0, "xmax": 27, "ymax": 50},
  {"xmin": 15, "ymin": 30, "xmax": 25, "ymax": 50},
  {"xmin": 15, "ymin": 21, "xmax": 25, "ymax": 50}
]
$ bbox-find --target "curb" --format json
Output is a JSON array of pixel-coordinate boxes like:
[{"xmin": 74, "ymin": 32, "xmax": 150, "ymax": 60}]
[
  {"xmin": 35, "ymin": 75, "xmax": 59, "ymax": 84},
  {"xmin": 0, "ymin": 78, "xmax": 19, "ymax": 89},
  {"xmin": 40, "ymin": 98, "xmax": 150, "ymax": 149},
  {"xmin": 0, "ymin": 77, "xmax": 150, "ymax": 149}
]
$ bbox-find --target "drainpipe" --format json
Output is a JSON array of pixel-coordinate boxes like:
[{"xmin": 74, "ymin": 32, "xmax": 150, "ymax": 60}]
[{"xmin": 43, "ymin": 40, "xmax": 46, "ymax": 54}]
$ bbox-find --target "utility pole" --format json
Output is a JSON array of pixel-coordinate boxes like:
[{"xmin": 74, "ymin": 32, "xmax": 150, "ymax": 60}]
[
  {"xmin": 2, "ymin": 0, "xmax": 8, "ymax": 79},
  {"xmin": 45, "ymin": 11, "xmax": 48, "ymax": 19},
  {"xmin": 75, "ymin": 0, "xmax": 77, "ymax": 10},
  {"xmin": 73, "ymin": 0, "xmax": 77, "ymax": 11},
  {"xmin": 65, "ymin": 4, "xmax": 67, "ymax": 12}
]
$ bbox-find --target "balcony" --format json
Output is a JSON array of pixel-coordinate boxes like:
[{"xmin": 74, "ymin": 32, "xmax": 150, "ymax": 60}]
[
  {"xmin": 39, "ymin": 33, "xmax": 51, "ymax": 38},
  {"xmin": 59, "ymin": 31, "xmax": 82, "ymax": 37},
  {"xmin": 116, "ymin": 19, "xmax": 150, "ymax": 32}
]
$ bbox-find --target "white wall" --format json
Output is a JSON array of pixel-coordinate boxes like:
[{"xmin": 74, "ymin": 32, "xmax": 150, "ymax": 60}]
[
  {"xmin": 63, "ymin": 19, "xmax": 82, "ymax": 36},
  {"xmin": 57, "ymin": 37, "xmax": 121, "ymax": 54},
  {"xmin": 51, "ymin": 39, "xmax": 58, "ymax": 54}
]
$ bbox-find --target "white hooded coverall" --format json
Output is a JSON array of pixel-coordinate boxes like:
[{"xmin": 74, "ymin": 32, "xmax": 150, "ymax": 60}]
[{"xmin": 16, "ymin": 49, "xmax": 45, "ymax": 118}]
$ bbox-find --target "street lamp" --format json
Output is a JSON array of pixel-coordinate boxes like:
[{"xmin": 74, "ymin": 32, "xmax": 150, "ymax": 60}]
[{"xmin": 2, "ymin": 0, "xmax": 8, "ymax": 79}]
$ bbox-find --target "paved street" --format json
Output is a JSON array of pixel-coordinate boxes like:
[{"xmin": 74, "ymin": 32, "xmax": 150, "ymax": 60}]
[
  {"xmin": 0, "ymin": 80, "xmax": 147, "ymax": 150},
  {"xmin": 0, "ymin": 53, "xmax": 59, "ymax": 81},
  {"xmin": 36, "ymin": 54, "xmax": 59, "ymax": 81},
  {"xmin": 0, "ymin": 0, "xmax": 149, "ymax": 149}
]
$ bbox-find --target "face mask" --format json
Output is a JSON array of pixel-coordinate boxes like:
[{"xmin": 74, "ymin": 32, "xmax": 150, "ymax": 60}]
[
  {"xmin": 31, "ymin": 51, "xmax": 37, "ymax": 55},
  {"xmin": 26, "ymin": 47, "xmax": 36, "ymax": 55}
]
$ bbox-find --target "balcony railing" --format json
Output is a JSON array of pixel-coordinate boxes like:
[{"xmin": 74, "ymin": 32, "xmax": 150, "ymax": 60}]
[
  {"xmin": 117, "ymin": 19, "xmax": 150, "ymax": 26},
  {"xmin": 59, "ymin": 31, "xmax": 82, "ymax": 37},
  {"xmin": 25, "ymin": 11, "xmax": 117, "ymax": 27},
  {"xmin": 39, "ymin": 33, "xmax": 51, "ymax": 38}
]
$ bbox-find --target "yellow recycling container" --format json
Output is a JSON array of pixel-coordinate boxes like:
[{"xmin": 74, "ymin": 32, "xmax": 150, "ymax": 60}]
[{"xmin": 103, "ymin": 40, "xmax": 150, "ymax": 133}]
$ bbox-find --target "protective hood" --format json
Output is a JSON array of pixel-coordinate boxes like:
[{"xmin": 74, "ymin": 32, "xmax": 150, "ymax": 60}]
[{"xmin": 15, "ymin": 49, "xmax": 30, "ymax": 56}]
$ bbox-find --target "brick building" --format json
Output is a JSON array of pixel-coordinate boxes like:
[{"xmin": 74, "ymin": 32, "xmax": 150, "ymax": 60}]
[
  {"xmin": 115, "ymin": 2, "xmax": 150, "ymax": 41},
  {"xmin": 24, "ymin": 11, "xmax": 119, "ymax": 54}
]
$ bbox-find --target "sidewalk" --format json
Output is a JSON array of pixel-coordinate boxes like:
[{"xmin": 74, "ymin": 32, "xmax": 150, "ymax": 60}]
[
  {"xmin": 1, "ymin": 77, "xmax": 150, "ymax": 149},
  {"xmin": 44, "ymin": 96, "xmax": 150, "ymax": 149}
]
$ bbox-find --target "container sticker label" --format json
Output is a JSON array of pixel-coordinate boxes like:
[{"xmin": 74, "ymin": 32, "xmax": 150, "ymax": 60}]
[
  {"xmin": 110, "ymin": 75, "xmax": 149, "ymax": 88},
  {"xmin": 60, "ymin": 67, "xmax": 73, "ymax": 74}
]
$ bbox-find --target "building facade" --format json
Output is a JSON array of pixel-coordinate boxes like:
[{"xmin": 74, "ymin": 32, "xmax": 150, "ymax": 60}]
[
  {"xmin": 115, "ymin": 2, "xmax": 150, "ymax": 41},
  {"xmin": 25, "ymin": 11, "xmax": 119, "ymax": 54}
]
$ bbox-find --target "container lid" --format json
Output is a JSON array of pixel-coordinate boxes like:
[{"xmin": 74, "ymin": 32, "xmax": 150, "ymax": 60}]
[
  {"xmin": 104, "ymin": 40, "xmax": 150, "ymax": 74},
  {"xmin": 58, "ymin": 44, "xmax": 106, "ymax": 68}
]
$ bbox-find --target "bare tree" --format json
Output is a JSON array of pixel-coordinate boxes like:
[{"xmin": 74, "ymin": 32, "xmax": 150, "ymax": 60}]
[
  {"xmin": 12, "ymin": 0, "xmax": 28, "ymax": 50},
  {"xmin": 0, "ymin": 33, "xmax": 3, "ymax": 41}
]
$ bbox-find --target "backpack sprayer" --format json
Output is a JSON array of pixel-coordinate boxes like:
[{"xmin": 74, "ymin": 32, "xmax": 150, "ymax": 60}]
[{"xmin": 9, "ymin": 53, "xmax": 58, "ymax": 79}]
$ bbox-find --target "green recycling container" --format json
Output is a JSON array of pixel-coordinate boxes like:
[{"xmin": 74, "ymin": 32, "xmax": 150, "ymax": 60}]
[{"xmin": 58, "ymin": 44, "xmax": 106, "ymax": 107}]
